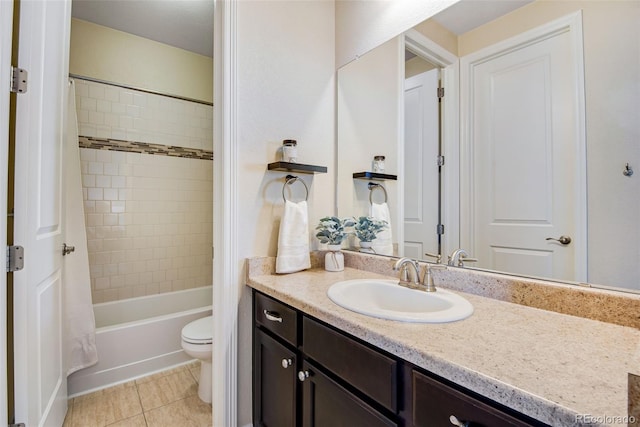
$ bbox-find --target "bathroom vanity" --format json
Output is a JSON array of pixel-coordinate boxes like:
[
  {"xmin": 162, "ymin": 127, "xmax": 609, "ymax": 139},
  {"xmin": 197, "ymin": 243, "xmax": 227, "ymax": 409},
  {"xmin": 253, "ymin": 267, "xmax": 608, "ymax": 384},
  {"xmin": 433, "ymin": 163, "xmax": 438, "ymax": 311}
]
[
  {"xmin": 253, "ymin": 290, "xmax": 542, "ymax": 426},
  {"xmin": 247, "ymin": 255, "xmax": 640, "ymax": 426}
]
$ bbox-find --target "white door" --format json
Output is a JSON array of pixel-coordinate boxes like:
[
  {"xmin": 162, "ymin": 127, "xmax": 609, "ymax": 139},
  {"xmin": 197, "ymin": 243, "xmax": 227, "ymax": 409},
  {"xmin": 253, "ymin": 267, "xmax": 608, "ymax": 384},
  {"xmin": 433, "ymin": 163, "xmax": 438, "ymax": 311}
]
[
  {"xmin": 404, "ymin": 69, "xmax": 439, "ymax": 260},
  {"xmin": 464, "ymin": 19, "xmax": 585, "ymax": 281},
  {"xmin": 13, "ymin": 0, "xmax": 71, "ymax": 425},
  {"xmin": 0, "ymin": 1, "xmax": 14, "ymax": 424}
]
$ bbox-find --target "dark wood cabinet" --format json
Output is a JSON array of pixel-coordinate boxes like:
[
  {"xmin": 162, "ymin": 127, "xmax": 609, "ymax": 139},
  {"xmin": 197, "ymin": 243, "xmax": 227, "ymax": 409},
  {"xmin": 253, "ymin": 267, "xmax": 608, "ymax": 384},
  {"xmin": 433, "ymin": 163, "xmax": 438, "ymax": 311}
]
[
  {"xmin": 410, "ymin": 369, "xmax": 534, "ymax": 427},
  {"xmin": 300, "ymin": 360, "xmax": 397, "ymax": 427},
  {"xmin": 254, "ymin": 329, "xmax": 297, "ymax": 427},
  {"xmin": 253, "ymin": 290, "xmax": 545, "ymax": 427}
]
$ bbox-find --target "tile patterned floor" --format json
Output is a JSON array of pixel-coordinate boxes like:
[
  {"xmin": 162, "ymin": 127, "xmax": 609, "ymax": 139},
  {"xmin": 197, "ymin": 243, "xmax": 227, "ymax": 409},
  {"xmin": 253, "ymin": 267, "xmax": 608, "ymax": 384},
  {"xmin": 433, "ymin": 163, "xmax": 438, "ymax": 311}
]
[{"xmin": 63, "ymin": 362, "xmax": 211, "ymax": 427}]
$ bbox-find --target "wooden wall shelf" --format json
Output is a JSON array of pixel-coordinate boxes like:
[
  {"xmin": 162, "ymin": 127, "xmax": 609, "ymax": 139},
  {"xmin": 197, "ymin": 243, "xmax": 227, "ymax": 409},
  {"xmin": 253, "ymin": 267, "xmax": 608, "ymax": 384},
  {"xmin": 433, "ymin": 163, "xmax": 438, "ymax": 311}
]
[
  {"xmin": 353, "ymin": 171, "xmax": 397, "ymax": 181},
  {"xmin": 268, "ymin": 162, "xmax": 327, "ymax": 174}
]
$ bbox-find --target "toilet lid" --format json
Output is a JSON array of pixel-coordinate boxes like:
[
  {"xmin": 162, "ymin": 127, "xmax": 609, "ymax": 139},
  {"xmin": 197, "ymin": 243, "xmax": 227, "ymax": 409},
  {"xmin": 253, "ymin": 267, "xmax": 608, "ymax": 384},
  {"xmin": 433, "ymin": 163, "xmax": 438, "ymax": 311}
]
[{"xmin": 182, "ymin": 316, "xmax": 212, "ymax": 344}]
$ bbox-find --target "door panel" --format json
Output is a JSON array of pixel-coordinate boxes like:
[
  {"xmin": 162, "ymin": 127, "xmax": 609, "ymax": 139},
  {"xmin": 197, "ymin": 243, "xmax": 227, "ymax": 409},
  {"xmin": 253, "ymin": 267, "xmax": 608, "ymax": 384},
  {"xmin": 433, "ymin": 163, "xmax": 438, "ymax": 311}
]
[
  {"xmin": 468, "ymin": 27, "xmax": 583, "ymax": 281},
  {"xmin": 404, "ymin": 69, "xmax": 439, "ymax": 259},
  {"xmin": 301, "ymin": 361, "xmax": 396, "ymax": 427},
  {"xmin": 254, "ymin": 329, "xmax": 296, "ymax": 427},
  {"xmin": 13, "ymin": 0, "xmax": 71, "ymax": 425}
]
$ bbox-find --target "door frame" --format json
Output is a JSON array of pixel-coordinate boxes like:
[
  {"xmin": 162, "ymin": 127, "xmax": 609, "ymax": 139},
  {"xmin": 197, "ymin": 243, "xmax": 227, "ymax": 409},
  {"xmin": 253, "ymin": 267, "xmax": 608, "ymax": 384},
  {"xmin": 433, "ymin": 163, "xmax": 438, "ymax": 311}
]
[
  {"xmin": 212, "ymin": 1, "xmax": 239, "ymax": 426},
  {"xmin": 403, "ymin": 29, "xmax": 459, "ymax": 259},
  {"xmin": 0, "ymin": 0, "xmax": 13, "ymax": 423},
  {"xmin": 459, "ymin": 11, "xmax": 587, "ymax": 282}
]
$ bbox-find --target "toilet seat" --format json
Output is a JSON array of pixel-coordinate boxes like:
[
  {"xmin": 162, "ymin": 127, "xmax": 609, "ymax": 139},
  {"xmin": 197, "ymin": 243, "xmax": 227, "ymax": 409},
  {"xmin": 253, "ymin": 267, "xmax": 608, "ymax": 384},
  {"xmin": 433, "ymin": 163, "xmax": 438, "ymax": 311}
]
[{"xmin": 181, "ymin": 315, "xmax": 212, "ymax": 345}]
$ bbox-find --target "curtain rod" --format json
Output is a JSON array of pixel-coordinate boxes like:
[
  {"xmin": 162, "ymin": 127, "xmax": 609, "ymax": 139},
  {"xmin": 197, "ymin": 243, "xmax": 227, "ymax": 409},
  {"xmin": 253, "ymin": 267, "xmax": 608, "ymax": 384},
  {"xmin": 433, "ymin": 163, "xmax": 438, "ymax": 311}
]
[{"xmin": 69, "ymin": 73, "xmax": 213, "ymax": 107}]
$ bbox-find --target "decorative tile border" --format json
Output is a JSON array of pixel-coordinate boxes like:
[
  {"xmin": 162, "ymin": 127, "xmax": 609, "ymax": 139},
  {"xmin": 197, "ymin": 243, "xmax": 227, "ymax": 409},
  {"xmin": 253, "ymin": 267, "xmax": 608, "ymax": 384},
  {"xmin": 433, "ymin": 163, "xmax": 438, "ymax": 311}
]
[{"xmin": 79, "ymin": 136, "xmax": 213, "ymax": 161}]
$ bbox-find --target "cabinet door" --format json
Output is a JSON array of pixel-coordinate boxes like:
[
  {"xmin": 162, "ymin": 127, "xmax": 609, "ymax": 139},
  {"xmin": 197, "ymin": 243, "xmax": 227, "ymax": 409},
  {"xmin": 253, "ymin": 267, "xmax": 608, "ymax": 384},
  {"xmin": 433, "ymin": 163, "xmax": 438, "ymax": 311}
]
[
  {"xmin": 412, "ymin": 370, "xmax": 536, "ymax": 427},
  {"xmin": 301, "ymin": 361, "xmax": 397, "ymax": 427},
  {"xmin": 254, "ymin": 329, "xmax": 297, "ymax": 427}
]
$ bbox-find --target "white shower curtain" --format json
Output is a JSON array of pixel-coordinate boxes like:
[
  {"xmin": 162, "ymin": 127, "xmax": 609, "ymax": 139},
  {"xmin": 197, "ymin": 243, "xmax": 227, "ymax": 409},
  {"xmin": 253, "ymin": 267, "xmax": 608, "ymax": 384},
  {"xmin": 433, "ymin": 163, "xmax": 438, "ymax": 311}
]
[{"xmin": 64, "ymin": 80, "xmax": 98, "ymax": 375}]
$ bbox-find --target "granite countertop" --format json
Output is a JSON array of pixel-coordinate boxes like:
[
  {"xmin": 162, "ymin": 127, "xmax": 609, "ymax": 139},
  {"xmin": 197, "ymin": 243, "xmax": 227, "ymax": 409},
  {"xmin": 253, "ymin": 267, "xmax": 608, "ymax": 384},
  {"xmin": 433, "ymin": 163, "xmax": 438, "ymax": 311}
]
[{"xmin": 246, "ymin": 266, "xmax": 640, "ymax": 427}]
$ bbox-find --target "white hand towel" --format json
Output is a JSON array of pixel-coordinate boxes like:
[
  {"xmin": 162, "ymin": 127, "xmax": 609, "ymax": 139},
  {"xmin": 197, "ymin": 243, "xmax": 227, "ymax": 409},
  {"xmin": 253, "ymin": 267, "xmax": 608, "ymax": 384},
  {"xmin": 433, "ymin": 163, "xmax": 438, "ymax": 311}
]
[
  {"xmin": 370, "ymin": 202, "xmax": 394, "ymax": 256},
  {"xmin": 276, "ymin": 200, "xmax": 311, "ymax": 274}
]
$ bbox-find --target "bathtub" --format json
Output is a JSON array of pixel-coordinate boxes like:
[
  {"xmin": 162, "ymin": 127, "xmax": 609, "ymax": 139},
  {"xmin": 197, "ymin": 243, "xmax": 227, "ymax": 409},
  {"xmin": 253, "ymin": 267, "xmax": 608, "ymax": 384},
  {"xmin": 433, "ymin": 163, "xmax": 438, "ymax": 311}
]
[{"xmin": 68, "ymin": 286, "xmax": 212, "ymax": 397}]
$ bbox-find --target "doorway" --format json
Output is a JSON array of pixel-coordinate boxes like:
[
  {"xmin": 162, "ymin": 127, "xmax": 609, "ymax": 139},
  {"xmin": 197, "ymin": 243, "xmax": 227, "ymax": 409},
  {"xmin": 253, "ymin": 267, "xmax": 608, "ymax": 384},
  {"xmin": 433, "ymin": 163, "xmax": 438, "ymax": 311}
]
[
  {"xmin": 401, "ymin": 30, "xmax": 459, "ymax": 262},
  {"xmin": 403, "ymin": 52, "xmax": 441, "ymax": 260}
]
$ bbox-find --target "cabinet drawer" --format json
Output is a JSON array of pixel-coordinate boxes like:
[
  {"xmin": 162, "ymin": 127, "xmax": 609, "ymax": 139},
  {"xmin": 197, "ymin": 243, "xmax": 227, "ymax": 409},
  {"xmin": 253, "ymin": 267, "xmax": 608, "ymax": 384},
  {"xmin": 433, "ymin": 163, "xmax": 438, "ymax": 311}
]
[
  {"xmin": 412, "ymin": 370, "xmax": 535, "ymax": 427},
  {"xmin": 302, "ymin": 316, "xmax": 397, "ymax": 412},
  {"xmin": 255, "ymin": 292, "xmax": 297, "ymax": 346},
  {"xmin": 301, "ymin": 361, "xmax": 397, "ymax": 427}
]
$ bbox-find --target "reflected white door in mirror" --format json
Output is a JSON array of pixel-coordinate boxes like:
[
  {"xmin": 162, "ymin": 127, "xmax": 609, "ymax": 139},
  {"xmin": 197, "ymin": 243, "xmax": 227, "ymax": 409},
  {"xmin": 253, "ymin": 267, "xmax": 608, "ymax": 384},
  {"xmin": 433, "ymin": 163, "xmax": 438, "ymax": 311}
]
[{"xmin": 461, "ymin": 12, "xmax": 586, "ymax": 283}]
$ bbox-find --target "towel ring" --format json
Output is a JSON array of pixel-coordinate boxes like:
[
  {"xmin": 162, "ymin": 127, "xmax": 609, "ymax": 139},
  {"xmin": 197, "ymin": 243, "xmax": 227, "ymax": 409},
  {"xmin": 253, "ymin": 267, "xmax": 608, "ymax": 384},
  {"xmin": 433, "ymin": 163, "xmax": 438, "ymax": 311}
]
[
  {"xmin": 368, "ymin": 182, "xmax": 387, "ymax": 204},
  {"xmin": 282, "ymin": 175, "xmax": 309, "ymax": 202}
]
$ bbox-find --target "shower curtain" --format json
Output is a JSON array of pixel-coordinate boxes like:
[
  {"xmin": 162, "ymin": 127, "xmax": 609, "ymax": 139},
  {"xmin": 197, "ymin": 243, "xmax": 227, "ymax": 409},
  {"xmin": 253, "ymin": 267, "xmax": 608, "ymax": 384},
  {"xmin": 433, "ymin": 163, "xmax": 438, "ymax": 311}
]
[{"xmin": 64, "ymin": 80, "xmax": 98, "ymax": 375}]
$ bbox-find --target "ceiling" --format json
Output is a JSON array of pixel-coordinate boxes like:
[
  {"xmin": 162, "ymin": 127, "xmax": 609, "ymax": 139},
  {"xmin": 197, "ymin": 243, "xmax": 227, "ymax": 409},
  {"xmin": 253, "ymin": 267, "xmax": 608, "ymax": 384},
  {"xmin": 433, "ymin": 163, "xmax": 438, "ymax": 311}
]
[
  {"xmin": 71, "ymin": 0, "xmax": 214, "ymax": 57},
  {"xmin": 432, "ymin": 0, "xmax": 535, "ymax": 35},
  {"xmin": 70, "ymin": 0, "xmax": 533, "ymax": 60}
]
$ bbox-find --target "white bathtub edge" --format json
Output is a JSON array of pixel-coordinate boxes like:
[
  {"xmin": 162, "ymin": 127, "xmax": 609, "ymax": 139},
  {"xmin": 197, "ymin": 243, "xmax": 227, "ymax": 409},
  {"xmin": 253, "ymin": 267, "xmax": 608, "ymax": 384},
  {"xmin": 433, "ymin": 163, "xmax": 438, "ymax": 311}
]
[{"xmin": 68, "ymin": 350, "xmax": 195, "ymax": 398}]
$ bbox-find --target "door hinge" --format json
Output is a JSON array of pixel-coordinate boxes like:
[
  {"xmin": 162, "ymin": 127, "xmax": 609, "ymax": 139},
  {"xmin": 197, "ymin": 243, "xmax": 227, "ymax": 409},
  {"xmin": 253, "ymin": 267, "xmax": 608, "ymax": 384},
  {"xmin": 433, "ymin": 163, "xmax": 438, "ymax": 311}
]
[
  {"xmin": 6, "ymin": 245, "xmax": 24, "ymax": 272},
  {"xmin": 437, "ymin": 87, "xmax": 444, "ymax": 98},
  {"xmin": 437, "ymin": 155, "xmax": 445, "ymax": 167},
  {"xmin": 436, "ymin": 224, "xmax": 445, "ymax": 235},
  {"xmin": 10, "ymin": 67, "xmax": 28, "ymax": 94}
]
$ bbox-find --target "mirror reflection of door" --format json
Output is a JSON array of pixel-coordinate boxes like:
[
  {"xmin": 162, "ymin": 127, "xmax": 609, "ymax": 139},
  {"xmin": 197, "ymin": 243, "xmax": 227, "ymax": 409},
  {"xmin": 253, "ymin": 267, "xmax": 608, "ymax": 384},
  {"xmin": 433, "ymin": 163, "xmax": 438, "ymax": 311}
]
[
  {"xmin": 403, "ymin": 51, "xmax": 441, "ymax": 260},
  {"xmin": 463, "ymin": 16, "xmax": 586, "ymax": 282}
]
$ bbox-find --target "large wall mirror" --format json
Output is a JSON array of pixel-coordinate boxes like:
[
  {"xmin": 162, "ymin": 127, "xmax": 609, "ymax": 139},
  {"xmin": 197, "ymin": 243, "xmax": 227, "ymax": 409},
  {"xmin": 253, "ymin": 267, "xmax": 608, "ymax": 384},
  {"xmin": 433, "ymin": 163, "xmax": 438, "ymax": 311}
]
[{"xmin": 336, "ymin": 0, "xmax": 639, "ymax": 294}]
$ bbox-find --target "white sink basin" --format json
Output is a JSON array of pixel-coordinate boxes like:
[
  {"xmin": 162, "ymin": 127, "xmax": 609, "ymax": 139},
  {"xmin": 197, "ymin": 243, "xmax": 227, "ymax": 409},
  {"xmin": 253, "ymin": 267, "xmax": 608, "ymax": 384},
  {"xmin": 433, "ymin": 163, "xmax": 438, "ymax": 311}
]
[{"xmin": 327, "ymin": 279, "xmax": 473, "ymax": 323}]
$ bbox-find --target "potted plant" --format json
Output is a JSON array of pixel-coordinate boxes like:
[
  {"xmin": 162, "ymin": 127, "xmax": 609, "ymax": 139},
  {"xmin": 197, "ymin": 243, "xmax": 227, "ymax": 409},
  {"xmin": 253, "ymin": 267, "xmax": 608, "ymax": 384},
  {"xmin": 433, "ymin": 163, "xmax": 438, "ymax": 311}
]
[
  {"xmin": 353, "ymin": 216, "xmax": 388, "ymax": 249},
  {"xmin": 315, "ymin": 217, "xmax": 355, "ymax": 271},
  {"xmin": 315, "ymin": 216, "xmax": 355, "ymax": 250}
]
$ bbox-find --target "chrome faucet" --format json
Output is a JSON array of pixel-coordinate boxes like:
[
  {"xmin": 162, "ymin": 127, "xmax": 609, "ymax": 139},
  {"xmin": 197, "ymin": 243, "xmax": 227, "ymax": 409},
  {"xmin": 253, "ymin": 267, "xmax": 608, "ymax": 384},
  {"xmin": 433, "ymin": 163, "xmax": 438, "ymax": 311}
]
[
  {"xmin": 393, "ymin": 257, "xmax": 421, "ymax": 289},
  {"xmin": 394, "ymin": 257, "xmax": 445, "ymax": 292},
  {"xmin": 448, "ymin": 249, "xmax": 478, "ymax": 267}
]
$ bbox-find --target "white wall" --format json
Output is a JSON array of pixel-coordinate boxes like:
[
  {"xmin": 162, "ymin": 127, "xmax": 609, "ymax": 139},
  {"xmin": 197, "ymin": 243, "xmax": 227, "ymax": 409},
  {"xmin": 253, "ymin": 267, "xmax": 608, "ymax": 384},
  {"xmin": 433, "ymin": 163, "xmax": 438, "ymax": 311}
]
[
  {"xmin": 335, "ymin": 0, "xmax": 459, "ymax": 68},
  {"xmin": 337, "ymin": 36, "xmax": 402, "ymax": 247},
  {"xmin": 235, "ymin": 1, "xmax": 335, "ymax": 424}
]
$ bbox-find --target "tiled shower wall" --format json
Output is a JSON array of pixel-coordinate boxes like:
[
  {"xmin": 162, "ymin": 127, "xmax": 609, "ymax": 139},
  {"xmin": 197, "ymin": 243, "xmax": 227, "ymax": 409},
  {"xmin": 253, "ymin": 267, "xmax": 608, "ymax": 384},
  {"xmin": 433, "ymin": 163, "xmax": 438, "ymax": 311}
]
[
  {"xmin": 74, "ymin": 79, "xmax": 212, "ymax": 151},
  {"xmin": 73, "ymin": 79, "xmax": 213, "ymax": 303}
]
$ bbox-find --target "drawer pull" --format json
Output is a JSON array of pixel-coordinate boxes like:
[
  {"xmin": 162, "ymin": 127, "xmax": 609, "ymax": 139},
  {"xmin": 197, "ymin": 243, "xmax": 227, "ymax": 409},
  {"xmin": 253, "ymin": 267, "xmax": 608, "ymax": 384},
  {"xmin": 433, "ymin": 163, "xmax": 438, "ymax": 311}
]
[
  {"xmin": 263, "ymin": 309, "xmax": 283, "ymax": 323},
  {"xmin": 298, "ymin": 370, "xmax": 310, "ymax": 382},
  {"xmin": 281, "ymin": 358, "xmax": 293, "ymax": 369},
  {"xmin": 449, "ymin": 415, "xmax": 469, "ymax": 427}
]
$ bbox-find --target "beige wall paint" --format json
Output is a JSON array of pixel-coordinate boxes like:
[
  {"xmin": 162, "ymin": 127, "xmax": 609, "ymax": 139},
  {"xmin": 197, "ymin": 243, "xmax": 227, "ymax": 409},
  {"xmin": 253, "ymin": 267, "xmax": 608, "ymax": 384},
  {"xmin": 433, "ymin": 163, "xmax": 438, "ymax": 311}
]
[
  {"xmin": 405, "ymin": 55, "xmax": 437, "ymax": 79},
  {"xmin": 413, "ymin": 18, "xmax": 458, "ymax": 56},
  {"xmin": 70, "ymin": 18, "xmax": 213, "ymax": 104},
  {"xmin": 235, "ymin": 1, "xmax": 336, "ymax": 424}
]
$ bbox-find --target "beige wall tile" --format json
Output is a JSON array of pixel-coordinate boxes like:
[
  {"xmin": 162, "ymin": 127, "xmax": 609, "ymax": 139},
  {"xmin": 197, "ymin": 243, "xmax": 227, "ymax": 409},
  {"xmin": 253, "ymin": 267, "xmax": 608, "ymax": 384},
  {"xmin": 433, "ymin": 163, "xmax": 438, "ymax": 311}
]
[{"xmin": 80, "ymin": 148, "xmax": 212, "ymax": 302}]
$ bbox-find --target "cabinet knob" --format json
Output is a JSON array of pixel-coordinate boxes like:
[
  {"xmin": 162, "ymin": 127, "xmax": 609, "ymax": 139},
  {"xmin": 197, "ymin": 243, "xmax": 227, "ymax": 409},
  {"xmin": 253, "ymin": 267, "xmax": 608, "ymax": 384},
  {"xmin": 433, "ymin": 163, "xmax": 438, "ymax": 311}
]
[
  {"xmin": 297, "ymin": 370, "xmax": 310, "ymax": 382},
  {"xmin": 263, "ymin": 309, "xmax": 283, "ymax": 323},
  {"xmin": 449, "ymin": 415, "xmax": 469, "ymax": 427},
  {"xmin": 281, "ymin": 358, "xmax": 293, "ymax": 369}
]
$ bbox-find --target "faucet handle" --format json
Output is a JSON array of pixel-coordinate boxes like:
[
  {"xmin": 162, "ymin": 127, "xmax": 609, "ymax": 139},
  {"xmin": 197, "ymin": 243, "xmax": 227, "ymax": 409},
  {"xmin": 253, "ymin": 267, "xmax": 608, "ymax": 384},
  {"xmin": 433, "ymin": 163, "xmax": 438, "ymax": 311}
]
[
  {"xmin": 398, "ymin": 264, "xmax": 410, "ymax": 283},
  {"xmin": 421, "ymin": 263, "xmax": 446, "ymax": 292},
  {"xmin": 459, "ymin": 255, "xmax": 478, "ymax": 266},
  {"xmin": 424, "ymin": 252, "xmax": 442, "ymax": 264}
]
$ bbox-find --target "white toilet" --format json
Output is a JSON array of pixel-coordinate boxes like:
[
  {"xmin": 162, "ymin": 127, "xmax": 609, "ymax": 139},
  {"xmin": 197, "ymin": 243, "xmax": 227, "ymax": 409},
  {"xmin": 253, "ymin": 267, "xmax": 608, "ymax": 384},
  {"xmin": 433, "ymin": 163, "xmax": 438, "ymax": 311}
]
[{"xmin": 181, "ymin": 315, "xmax": 213, "ymax": 403}]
